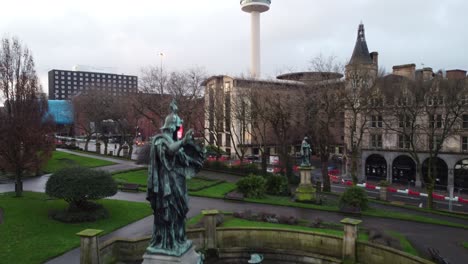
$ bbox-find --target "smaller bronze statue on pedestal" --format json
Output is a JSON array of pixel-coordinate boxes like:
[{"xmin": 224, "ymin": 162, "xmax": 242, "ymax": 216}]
[{"xmin": 300, "ymin": 137, "xmax": 311, "ymax": 167}]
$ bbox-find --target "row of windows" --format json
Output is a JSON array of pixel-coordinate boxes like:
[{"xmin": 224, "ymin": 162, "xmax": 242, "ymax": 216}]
[
  {"xmin": 54, "ymin": 75, "xmax": 137, "ymax": 84},
  {"xmin": 54, "ymin": 71, "xmax": 137, "ymax": 80},
  {"xmin": 366, "ymin": 95, "xmax": 468, "ymax": 107},
  {"xmin": 55, "ymin": 87, "xmax": 133, "ymax": 93},
  {"xmin": 369, "ymin": 134, "xmax": 468, "ymax": 152},
  {"xmin": 54, "ymin": 81, "xmax": 137, "ymax": 89},
  {"xmin": 369, "ymin": 115, "xmax": 468, "ymax": 129},
  {"xmin": 54, "ymin": 92, "xmax": 130, "ymax": 99}
]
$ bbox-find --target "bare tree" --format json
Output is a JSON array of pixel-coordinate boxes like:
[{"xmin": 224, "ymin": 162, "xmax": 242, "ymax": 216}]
[
  {"xmin": 229, "ymin": 86, "xmax": 251, "ymax": 164},
  {"xmin": 0, "ymin": 38, "xmax": 54, "ymax": 197},
  {"xmin": 263, "ymin": 85, "xmax": 303, "ymax": 182},
  {"xmin": 134, "ymin": 66, "xmax": 206, "ymax": 135},
  {"xmin": 304, "ymin": 55, "xmax": 345, "ymax": 192},
  {"xmin": 421, "ymin": 77, "xmax": 467, "ymax": 208},
  {"xmin": 343, "ymin": 67, "xmax": 376, "ymax": 184}
]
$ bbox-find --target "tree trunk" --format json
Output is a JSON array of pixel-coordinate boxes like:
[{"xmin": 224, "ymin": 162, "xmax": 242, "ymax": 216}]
[
  {"xmin": 261, "ymin": 151, "xmax": 267, "ymax": 174},
  {"xmin": 104, "ymin": 142, "xmax": 108, "ymax": 155},
  {"xmin": 15, "ymin": 168, "xmax": 23, "ymax": 197},
  {"xmin": 128, "ymin": 145, "xmax": 133, "ymax": 159},
  {"xmin": 322, "ymin": 159, "xmax": 331, "ymax": 192},
  {"xmin": 426, "ymin": 159, "xmax": 435, "ymax": 210},
  {"xmin": 85, "ymin": 137, "xmax": 91, "ymax": 151},
  {"xmin": 426, "ymin": 183, "xmax": 434, "ymax": 210},
  {"xmin": 351, "ymin": 151, "xmax": 358, "ymax": 185}
]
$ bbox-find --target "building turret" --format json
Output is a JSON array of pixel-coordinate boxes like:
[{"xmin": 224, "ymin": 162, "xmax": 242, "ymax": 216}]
[{"xmin": 345, "ymin": 23, "xmax": 378, "ymax": 82}]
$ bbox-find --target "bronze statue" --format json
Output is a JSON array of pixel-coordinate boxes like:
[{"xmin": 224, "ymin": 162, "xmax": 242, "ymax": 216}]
[
  {"xmin": 146, "ymin": 99, "xmax": 205, "ymax": 257},
  {"xmin": 300, "ymin": 136, "xmax": 311, "ymax": 167}
]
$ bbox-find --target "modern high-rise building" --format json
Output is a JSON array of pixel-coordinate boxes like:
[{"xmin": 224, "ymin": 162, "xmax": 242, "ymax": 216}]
[
  {"xmin": 48, "ymin": 69, "xmax": 138, "ymax": 100},
  {"xmin": 240, "ymin": 0, "xmax": 271, "ymax": 78}
]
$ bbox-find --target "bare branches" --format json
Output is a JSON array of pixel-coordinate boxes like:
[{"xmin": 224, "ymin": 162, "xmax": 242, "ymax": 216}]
[{"xmin": 0, "ymin": 37, "xmax": 53, "ymax": 196}]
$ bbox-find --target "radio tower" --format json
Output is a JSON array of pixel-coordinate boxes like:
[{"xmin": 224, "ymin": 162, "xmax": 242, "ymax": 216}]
[{"xmin": 240, "ymin": 0, "xmax": 271, "ymax": 78}]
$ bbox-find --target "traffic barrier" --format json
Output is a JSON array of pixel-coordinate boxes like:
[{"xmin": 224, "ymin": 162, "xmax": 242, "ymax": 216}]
[
  {"xmin": 432, "ymin": 193, "xmax": 445, "ymax": 200},
  {"xmin": 408, "ymin": 189, "xmax": 420, "ymax": 196}
]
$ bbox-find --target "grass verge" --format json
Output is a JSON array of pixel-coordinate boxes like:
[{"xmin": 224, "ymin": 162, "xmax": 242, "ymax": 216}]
[
  {"xmin": 0, "ymin": 192, "xmax": 151, "ymax": 264},
  {"xmin": 462, "ymin": 242, "xmax": 468, "ymax": 249},
  {"xmin": 112, "ymin": 169, "xmax": 225, "ymax": 192},
  {"xmin": 370, "ymin": 197, "xmax": 468, "ymax": 221},
  {"xmin": 386, "ymin": 231, "xmax": 419, "ymax": 256},
  {"xmin": 43, "ymin": 151, "xmax": 116, "ymax": 173},
  {"xmin": 188, "ymin": 184, "xmax": 468, "ymax": 229}
]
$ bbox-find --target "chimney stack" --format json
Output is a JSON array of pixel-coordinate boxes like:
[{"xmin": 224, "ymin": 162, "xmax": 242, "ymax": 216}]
[
  {"xmin": 446, "ymin": 69, "xmax": 467, "ymax": 80},
  {"xmin": 370, "ymin": 51, "xmax": 378, "ymax": 67},
  {"xmin": 392, "ymin": 64, "xmax": 416, "ymax": 80}
]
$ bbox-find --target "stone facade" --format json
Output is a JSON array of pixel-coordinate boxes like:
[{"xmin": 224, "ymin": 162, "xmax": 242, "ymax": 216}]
[{"xmin": 343, "ymin": 23, "xmax": 468, "ymax": 192}]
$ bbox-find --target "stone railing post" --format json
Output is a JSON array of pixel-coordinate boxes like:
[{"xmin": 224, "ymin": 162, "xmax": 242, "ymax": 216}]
[
  {"xmin": 202, "ymin": 209, "xmax": 220, "ymax": 249},
  {"xmin": 340, "ymin": 218, "xmax": 362, "ymax": 263},
  {"xmin": 77, "ymin": 229, "xmax": 103, "ymax": 264}
]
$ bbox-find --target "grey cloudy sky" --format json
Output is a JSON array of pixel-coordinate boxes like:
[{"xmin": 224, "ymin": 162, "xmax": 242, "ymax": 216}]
[{"xmin": 1, "ymin": 0, "xmax": 467, "ymax": 91}]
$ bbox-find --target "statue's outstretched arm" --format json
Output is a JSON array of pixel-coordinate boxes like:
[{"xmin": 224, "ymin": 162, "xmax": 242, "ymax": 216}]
[{"xmin": 165, "ymin": 129, "xmax": 194, "ymax": 155}]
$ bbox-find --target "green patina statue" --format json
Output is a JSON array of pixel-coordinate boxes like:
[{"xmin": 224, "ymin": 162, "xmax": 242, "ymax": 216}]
[
  {"xmin": 146, "ymin": 99, "xmax": 205, "ymax": 257},
  {"xmin": 300, "ymin": 136, "xmax": 311, "ymax": 167}
]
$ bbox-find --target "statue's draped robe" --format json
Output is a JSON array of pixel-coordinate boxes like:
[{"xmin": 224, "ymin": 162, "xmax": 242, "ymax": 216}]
[{"xmin": 146, "ymin": 134, "xmax": 198, "ymax": 256}]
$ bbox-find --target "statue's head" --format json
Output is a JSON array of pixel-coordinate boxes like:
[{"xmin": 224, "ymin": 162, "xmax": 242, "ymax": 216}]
[{"xmin": 161, "ymin": 114, "xmax": 177, "ymax": 133}]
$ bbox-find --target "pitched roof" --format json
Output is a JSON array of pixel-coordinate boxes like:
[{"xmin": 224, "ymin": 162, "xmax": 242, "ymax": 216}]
[{"xmin": 349, "ymin": 23, "xmax": 373, "ymax": 65}]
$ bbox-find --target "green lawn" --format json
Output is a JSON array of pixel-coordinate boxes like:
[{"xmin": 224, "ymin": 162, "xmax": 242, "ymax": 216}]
[
  {"xmin": 386, "ymin": 231, "xmax": 419, "ymax": 256},
  {"xmin": 43, "ymin": 151, "xmax": 116, "ymax": 173},
  {"xmin": 463, "ymin": 242, "xmax": 468, "ymax": 249},
  {"xmin": 189, "ymin": 182, "xmax": 237, "ymax": 198},
  {"xmin": 245, "ymin": 195, "xmax": 338, "ymax": 212},
  {"xmin": 113, "ymin": 169, "xmax": 148, "ymax": 186},
  {"xmin": 0, "ymin": 192, "xmax": 152, "ymax": 264},
  {"xmin": 112, "ymin": 169, "xmax": 225, "ymax": 191}
]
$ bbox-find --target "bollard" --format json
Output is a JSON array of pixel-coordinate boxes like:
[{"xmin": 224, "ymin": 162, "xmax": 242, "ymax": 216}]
[
  {"xmin": 340, "ymin": 218, "xmax": 362, "ymax": 263},
  {"xmin": 77, "ymin": 229, "xmax": 103, "ymax": 264},
  {"xmin": 202, "ymin": 209, "xmax": 220, "ymax": 249}
]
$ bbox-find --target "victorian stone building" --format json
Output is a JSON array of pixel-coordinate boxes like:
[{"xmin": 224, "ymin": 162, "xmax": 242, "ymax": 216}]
[{"xmin": 344, "ymin": 24, "xmax": 468, "ymax": 192}]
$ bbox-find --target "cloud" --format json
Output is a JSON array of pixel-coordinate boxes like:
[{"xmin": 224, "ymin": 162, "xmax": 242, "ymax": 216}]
[{"xmin": 0, "ymin": 0, "xmax": 466, "ymax": 92}]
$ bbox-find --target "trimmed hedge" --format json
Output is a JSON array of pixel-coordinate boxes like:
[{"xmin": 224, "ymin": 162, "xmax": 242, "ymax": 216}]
[
  {"xmin": 46, "ymin": 166, "xmax": 118, "ymax": 211},
  {"xmin": 339, "ymin": 186, "xmax": 369, "ymax": 210},
  {"xmin": 236, "ymin": 174, "xmax": 267, "ymax": 198}
]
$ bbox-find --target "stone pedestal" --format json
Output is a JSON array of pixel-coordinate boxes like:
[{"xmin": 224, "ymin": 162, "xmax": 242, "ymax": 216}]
[
  {"xmin": 299, "ymin": 167, "xmax": 312, "ymax": 185},
  {"xmin": 295, "ymin": 167, "xmax": 316, "ymax": 202},
  {"xmin": 77, "ymin": 229, "xmax": 103, "ymax": 264},
  {"xmin": 142, "ymin": 246, "xmax": 202, "ymax": 264},
  {"xmin": 340, "ymin": 218, "xmax": 362, "ymax": 263}
]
